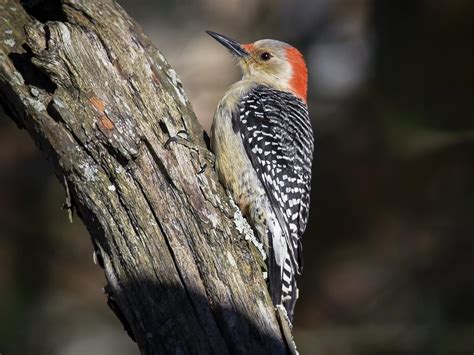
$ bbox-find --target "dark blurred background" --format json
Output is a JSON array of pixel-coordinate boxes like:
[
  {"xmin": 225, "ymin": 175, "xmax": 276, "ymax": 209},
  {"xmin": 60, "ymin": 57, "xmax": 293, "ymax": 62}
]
[{"xmin": 1, "ymin": 0, "xmax": 473, "ymax": 354}]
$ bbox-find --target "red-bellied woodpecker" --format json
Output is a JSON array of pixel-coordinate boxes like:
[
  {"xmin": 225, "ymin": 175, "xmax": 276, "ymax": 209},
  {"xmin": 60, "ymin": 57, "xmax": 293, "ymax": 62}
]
[{"xmin": 207, "ymin": 31, "xmax": 314, "ymax": 323}]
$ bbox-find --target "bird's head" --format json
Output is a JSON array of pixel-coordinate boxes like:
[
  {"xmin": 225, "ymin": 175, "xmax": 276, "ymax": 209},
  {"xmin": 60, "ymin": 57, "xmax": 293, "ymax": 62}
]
[{"xmin": 206, "ymin": 31, "xmax": 308, "ymax": 103}]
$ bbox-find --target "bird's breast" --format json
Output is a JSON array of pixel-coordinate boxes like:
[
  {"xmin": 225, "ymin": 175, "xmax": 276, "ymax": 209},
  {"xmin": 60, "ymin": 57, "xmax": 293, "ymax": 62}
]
[{"xmin": 211, "ymin": 95, "xmax": 265, "ymax": 218}]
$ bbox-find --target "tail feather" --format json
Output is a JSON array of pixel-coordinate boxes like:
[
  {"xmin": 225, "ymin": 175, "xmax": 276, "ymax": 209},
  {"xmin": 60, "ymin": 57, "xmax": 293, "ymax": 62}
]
[
  {"xmin": 268, "ymin": 242, "xmax": 283, "ymax": 306},
  {"xmin": 281, "ymin": 258, "xmax": 298, "ymax": 323},
  {"xmin": 268, "ymin": 230, "xmax": 298, "ymax": 323}
]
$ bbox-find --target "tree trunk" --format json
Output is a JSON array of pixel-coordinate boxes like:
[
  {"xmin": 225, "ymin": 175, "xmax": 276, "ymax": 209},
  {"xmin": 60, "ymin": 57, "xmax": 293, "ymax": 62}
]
[{"xmin": 0, "ymin": 0, "xmax": 291, "ymax": 353}]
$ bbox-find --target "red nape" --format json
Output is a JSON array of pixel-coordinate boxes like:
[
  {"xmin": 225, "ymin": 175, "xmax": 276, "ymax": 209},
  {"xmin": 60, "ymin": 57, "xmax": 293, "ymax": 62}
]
[{"xmin": 286, "ymin": 47, "xmax": 308, "ymax": 103}]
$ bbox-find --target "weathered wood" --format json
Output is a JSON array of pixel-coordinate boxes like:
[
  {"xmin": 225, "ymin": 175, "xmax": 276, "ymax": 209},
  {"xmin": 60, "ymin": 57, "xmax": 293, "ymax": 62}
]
[{"xmin": 0, "ymin": 0, "xmax": 290, "ymax": 353}]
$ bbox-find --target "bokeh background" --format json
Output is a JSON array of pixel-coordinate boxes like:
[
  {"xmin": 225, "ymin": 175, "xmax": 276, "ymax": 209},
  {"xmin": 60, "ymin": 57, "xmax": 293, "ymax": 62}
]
[{"xmin": 1, "ymin": 0, "xmax": 473, "ymax": 354}]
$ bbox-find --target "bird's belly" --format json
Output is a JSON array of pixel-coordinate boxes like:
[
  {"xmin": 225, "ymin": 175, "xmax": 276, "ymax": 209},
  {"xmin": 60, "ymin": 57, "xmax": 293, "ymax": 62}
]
[
  {"xmin": 211, "ymin": 108, "xmax": 265, "ymax": 219},
  {"xmin": 216, "ymin": 139, "xmax": 265, "ymax": 217}
]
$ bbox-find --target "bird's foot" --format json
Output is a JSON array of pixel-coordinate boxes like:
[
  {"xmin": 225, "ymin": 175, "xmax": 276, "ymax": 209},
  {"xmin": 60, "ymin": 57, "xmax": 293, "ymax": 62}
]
[
  {"xmin": 196, "ymin": 148, "xmax": 215, "ymax": 174},
  {"xmin": 164, "ymin": 129, "xmax": 190, "ymax": 149},
  {"xmin": 164, "ymin": 129, "xmax": 215, "ymax": 174}
]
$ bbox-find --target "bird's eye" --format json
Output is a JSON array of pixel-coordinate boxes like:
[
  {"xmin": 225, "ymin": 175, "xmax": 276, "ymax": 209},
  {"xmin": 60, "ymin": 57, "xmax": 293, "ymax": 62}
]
[{"xmin": 260, "ymin": 52, "xmax": 271, "ymax": 61}]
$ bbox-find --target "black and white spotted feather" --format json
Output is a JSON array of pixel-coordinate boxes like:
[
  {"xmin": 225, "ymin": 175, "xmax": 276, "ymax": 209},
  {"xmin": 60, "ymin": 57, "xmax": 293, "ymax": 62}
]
[{"xmin": 235, "ymin": 85, "xmax": 314, "ymax": 320}]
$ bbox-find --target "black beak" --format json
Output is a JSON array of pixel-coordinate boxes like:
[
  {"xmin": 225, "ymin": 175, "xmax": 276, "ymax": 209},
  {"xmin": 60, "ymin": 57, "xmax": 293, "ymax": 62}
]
[{"xmin": 206, "ymin": 30, "xmax": 249, "ymax": 57}]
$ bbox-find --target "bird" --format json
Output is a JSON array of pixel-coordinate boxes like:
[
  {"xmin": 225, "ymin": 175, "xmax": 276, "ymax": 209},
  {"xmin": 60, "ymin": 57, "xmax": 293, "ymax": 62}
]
[{"xmin": 206, "ymin": 30, "xmax": 314, "ymax": 323}]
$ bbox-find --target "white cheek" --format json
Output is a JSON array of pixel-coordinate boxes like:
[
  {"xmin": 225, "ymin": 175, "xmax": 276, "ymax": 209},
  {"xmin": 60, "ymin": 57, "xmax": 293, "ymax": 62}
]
[
  {"xmin": 264, "ymin": 60, "xmax": 293, "ymax": 88},
  {"xmin": 242, "ymin": 59, "xmax": 293, "ymax": 91},
  {"xmin": 248, "ymin": 65, "xmax": 258, "ymax": 76},
  {"xmin": 280, "ymin": 60, "xmax": 293, "ymax": 83}
]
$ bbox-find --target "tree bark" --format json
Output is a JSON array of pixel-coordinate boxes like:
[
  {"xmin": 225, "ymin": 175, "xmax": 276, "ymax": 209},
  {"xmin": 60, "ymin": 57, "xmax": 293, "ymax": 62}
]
[{"xmin": 0, "ymin": 0, "xmax": 291, "ymax": 353}]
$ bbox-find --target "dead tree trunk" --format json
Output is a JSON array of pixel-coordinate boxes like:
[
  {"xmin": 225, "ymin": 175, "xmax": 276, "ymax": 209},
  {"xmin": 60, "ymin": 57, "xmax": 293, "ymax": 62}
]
[{"xmin": 0, "ymin": 0, "xmax": 291, "ymax": 353}]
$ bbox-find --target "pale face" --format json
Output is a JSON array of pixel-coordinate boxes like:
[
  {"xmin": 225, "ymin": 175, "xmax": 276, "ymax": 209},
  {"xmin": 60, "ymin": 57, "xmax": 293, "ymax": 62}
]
[{"xmin": 239, "ymin": 40, "xmax": 293, "ymax": 90}]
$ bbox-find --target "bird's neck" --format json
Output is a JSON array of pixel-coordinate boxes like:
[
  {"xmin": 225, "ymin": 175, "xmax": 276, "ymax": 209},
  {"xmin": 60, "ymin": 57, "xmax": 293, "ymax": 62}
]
[{"xmin": 238, "ymin": 75, "xmax": 307, "ymax": 103}]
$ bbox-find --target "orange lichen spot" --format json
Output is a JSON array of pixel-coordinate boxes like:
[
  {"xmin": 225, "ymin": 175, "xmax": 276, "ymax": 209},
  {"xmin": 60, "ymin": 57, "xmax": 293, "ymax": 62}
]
[
  {"xmin": 100, "ymin": 116, "xmax": 115, "ymax": 130},
  {"xmin": 89, "ymin": 96, "xmax": 106, "ymax": 113},
  {"xmin": 89, "ymin": 96, "xmax": 115, "ymax": 130},
  {"xmin": 286, "ymin": 47, "xmax": 308, "ymax": 103}
]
